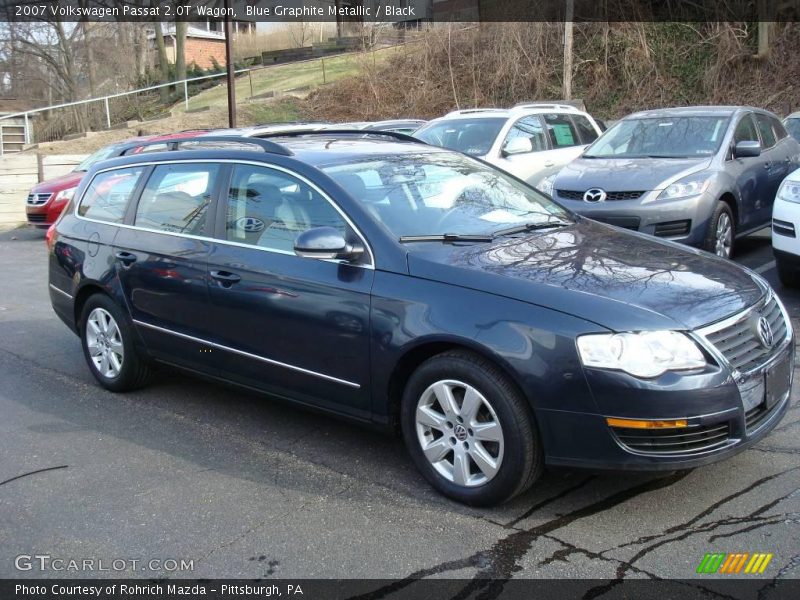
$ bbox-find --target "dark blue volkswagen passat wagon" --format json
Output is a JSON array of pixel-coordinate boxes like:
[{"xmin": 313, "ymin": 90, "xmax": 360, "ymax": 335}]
[{"xmin": 47, "ymin": 133, "xmax": 794, "ymax": 506}]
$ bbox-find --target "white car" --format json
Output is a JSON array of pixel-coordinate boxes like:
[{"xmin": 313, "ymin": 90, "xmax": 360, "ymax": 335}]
[
  {"xmin": 413, "ymin": 103, "xmax": 604, "ymax": 191},
  {"xmin": 772, "ymin": 168, "xmax": 800, "ymax": 286}
]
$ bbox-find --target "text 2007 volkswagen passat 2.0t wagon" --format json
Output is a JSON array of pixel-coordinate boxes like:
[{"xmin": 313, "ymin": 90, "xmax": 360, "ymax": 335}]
[{"xmin": 47, "ymin": 133, "xmax": 794, "ymax": 506}]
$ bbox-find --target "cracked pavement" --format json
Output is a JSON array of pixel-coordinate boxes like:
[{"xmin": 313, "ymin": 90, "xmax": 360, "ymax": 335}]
[{"xmin": 0, "ymin": 227, "xmax": 798, "ymax": 585}]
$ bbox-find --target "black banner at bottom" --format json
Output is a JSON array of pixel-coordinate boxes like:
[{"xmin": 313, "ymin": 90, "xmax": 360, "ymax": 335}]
[{"xmin": 3, "ymin": 579, "xmax": 800, "ymax": 600}]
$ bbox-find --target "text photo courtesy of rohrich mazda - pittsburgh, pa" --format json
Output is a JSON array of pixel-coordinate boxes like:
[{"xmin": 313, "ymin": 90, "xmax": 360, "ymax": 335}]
[{"xmin": 1, "ymin": 3, "xmax": 800, "ymax": 600}]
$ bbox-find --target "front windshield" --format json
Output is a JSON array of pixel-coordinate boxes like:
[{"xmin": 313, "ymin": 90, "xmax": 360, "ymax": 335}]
[
  {"xmin": 74, "ymin": 144, "xmax": 123, "ymax": 172},
  {"xmin": 414, "ymin": 118, "xmax": 506, "ymax": 156},
  {"xmin": 584, "ymin": 116, "xmax": 730, "ymax": 158},
  {"xmin": 322, "ymin": 151, "xmax": 571, "ymax": 239},
  {"xmin": 785, "ymin": 118, "xmax": 800, "ymax": 142}
]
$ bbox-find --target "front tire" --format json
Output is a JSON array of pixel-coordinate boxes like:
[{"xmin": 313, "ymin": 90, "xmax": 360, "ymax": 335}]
[
  {"xmin": 80, "ymin": 294, "xmax": 152, "ymax": 392},
  {"xmin": 703, "ymin": 201, "xmax": 735, "ymax": 259},
  {"xmin": 401, "ymin": 350, "xmax": 543, "ymax": 506}
]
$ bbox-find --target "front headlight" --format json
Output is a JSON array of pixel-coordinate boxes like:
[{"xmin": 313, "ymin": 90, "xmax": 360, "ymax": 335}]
[
  {"xmin": 54, "ymin": 187, "xmax": 76, "ymax": 203},
  {"xmin": 537, "ymin": 174, "xmax": 557, "ymax": 196},
  {"xmin": 657, "ymin": 173, "xmax": 713, "ymax": 201},
  {"xmin": 577, "ymin": 331, "xmax": 706, "ymax": 378},
  {"xmin": 776, "ymin": 180, "xmax": 800, "ymax": 204}
]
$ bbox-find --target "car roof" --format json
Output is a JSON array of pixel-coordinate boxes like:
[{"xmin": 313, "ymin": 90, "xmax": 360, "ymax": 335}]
[
  {"xmin": 623, "ymin": 106, "xmax": 774, "ymax": 119},
  {"xmin": 785, "ymin": 112, "xmax": 800, "ymax": 120}
]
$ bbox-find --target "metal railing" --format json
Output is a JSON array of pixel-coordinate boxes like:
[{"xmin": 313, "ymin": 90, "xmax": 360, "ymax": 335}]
[{"xmin": 0, "ymin": 40, "xmax": 417, "ymax": 149}]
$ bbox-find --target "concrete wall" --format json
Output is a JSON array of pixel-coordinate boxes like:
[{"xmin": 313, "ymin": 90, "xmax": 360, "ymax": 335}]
[{"xmin": 0, "ymin": 154, "xmax": 88, "ymax": 228}]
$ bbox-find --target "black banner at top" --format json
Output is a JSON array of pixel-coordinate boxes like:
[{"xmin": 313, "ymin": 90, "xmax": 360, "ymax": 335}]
[{"xmin": 1, "ymin": 0, "xmax": 800, "ymax": 22}]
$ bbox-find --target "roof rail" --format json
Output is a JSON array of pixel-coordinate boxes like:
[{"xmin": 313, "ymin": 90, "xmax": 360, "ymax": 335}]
[
  {"xmin": 444, "ymin": 108, "xmax": 506, "ymax": 118},
  {"xmin": 252, "ymin": 129, "xmax": 427, "ymax": 145},
  {"xmin": 115, "ymin": 135, "xmax": 293, "ymax": 157},
  {"xmin": 513, "ymin": 102, "xmax": 581, "ymax": 112}
]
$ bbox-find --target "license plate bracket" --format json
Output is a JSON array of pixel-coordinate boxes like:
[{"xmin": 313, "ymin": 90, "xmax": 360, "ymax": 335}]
[{"xmin": 765, "ymin": 354, "xmax": 791, "ymax": 411}]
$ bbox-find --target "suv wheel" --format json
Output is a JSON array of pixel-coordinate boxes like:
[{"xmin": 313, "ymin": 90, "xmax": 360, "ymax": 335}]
[
  {"xmin": 80, "ymin": 294, "xmax": 152, "ymax": 392},
  {"xmin": 401, "ymin": 350, "xmax": 542, "ymax": 506},
  {"xmin": 704, "ymin": 202, "xmax": 735, "ymax": 259}
]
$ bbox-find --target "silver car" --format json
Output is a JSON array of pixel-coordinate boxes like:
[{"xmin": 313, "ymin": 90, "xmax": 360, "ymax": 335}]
[{"xmin": 549, "ymin": 106, "xmax": 800, "ymax": 258}]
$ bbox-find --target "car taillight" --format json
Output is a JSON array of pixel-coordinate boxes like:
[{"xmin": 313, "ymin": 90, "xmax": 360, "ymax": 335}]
[{"xmin": 45, "ymin": 224, "xmax": 56, "ymax": 249}]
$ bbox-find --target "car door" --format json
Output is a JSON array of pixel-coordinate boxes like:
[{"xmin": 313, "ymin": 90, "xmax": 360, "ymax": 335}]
[
  {"xmin": 204, "ymin": 162, "xmax": 374, "ymax": 416},
  {"xmin": 114, "ymin": 161, "xmax": 223, "ymax": 372},
  {"xmin": 754, "ymin": 113, "xmax": 787, "ymax": 226},
  {"xmin": 497, "ymin": 115, "xmax": 550, "ymax": 183},
  {"xmin": 538, "ymin": 113, "xmax": 590, "ymax": 184},
  {"xmin": 729, "ymin": 113, "xmax": 768, "ymax": 231}
]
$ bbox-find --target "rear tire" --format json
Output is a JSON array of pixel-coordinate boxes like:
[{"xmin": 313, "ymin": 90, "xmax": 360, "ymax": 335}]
[
  {"xmin": 776, "ymin": 256, "xmax": 800, "ymax": 288},
  {"xmin": 80, "ymin": 294, "xmax": 152, "ymax": 392},
  {"xmin": 703, "ymin": 201, "xmax": 735, "ymax": 259},
  {"xmin": 400, "ymin": 350, "xmax": 543, "ymax": 506}
]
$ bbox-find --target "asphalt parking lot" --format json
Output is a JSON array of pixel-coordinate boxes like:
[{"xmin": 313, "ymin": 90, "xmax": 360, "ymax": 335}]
[{"xmin": 0, "ymin": 226, "xmax": 798, "ymax": 585}]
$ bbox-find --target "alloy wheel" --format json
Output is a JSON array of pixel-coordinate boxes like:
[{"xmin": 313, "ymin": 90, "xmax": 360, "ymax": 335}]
[
  {"xmin": 85, "ymin": 307, "xmax": 124, "ymax": 379},
  {"xmin": 414, "ymin": 379, "xmax": 505, "ymax": 487},
  {"xmin": 715, "ymin": 212, "xmax": 732, "ymax": 258}
]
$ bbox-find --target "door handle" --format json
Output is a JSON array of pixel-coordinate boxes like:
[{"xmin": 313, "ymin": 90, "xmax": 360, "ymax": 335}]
[
  {"xmin": 114, "ymin": 251, "xmax": 137, "ymax": 267},
  {"xmin": 210, "ymin": 270, "xmax": 241, "ymax": 287},
  {"xmin": 763, "ymin": 162, "xmax": 771, "ymax": 169},
  {"xmin": 544, "ymin": 161, "xmax": 555, "ymax": 168}
]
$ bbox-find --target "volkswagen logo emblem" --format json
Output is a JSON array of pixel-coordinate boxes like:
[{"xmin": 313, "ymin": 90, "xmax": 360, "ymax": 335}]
[
  {"xmin": 453, "ymin": 424, "xmax": 468, "ymax": 441},
  {"xmin": 756, "ymin": 316, "xmax": 774, "ymax": 349},
  {"xmin": 583, "ymin": 188, "xmax": 607, "ymax": 203},
  {"xmin": 235, "ymin": 216, "xmax": 265, "ymax": 233}
]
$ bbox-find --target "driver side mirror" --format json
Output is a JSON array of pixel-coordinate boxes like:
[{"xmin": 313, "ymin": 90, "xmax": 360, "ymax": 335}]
[
  {"xmin": 294, "ymin": 226, "xmax": 364, "ymax": 262},
  {"xmin": 734, "ymin": 140, "xmax": 761, "ymax": 158},
  {"xmin": 502, "ymin": 137, "xmax": 533, "ymax": 157}
]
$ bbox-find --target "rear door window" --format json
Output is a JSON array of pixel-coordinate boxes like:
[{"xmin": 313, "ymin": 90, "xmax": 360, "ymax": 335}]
[
  {"xmin": 134, "ymin": 163, "xmax": 220, "ymax": 234},
  {"xmin": 543, "ymin": 113, "xmax": 581, "ymax": 148},
  {"xmin": 78, "ymin": 166, "xmax": 144, "ymax": 224}
]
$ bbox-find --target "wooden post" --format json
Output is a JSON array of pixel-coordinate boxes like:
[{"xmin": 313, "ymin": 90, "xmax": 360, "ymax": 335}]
[
  {"xmin": 563, "ymin": 0, "xmax": 574, "ymax": 101},
  {"xmin": 37, "ymin": 153, "xmax": 44, "ymax": 183},
  {"xmin": 321, "ymin": 58, "xmax": 326, "ymax": 84},
  {"xmin": 224, "ymin": 0, "xmax": 236, "ymax": 127},
  {"xmin": 248, "ymin": 70, "xmax": 254, "ymax": 98}
]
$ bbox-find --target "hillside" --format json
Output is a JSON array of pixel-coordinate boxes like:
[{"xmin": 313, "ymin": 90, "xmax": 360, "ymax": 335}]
[{"xmin": 305, "ymin": 23, "xmax": 800, "ymax": 121}]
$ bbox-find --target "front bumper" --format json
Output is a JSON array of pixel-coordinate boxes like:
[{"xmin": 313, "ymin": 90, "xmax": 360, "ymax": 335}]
[
  {"xmin": 556, "ymin": 190, "xmax": 713, "ymax": 247},
  {"xmin": 539, "ymin": 323, "xmax": 794, "ymax": 471}
]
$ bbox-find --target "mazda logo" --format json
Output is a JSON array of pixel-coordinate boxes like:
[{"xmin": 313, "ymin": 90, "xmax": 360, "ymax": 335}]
[
  {"xmin": 756, "ymin": 316, "xmax": 774, "ymax": 349},
  {"xmin": 583, "ymin": 188, "xmax": 607, "ymax": 203}
]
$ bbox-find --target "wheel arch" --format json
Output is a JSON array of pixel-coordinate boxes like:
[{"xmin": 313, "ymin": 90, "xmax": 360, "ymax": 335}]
[
  {"xmin": 719, "ymin": 191, "xmax": 739, "ymax": 228},
  {"xmin": 386, "ymin": 336, "xmax": 533, "ymax": 431}
]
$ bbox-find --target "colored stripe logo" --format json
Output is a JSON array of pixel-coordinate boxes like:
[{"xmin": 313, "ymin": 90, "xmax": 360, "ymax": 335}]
[{"xmin": 697, "ymin": 553, "xmax": 773, "ymax": 574}]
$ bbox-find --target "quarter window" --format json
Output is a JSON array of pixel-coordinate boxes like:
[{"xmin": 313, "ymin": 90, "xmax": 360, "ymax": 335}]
[
  {"xmin": 543, "ymin": 113, "xmax": 581, "ymax": 148},
  {"xmin": 134, "ymin": 163, "xmax": 219, "ymax": 234},
  {"xmin": 503, "ymin": 116, "xmax": 547, "ymax": 153},
  {"xmin": 755, "ymin": 114, "xmax": 777, "ymax": 148},
  {"xmin": 225, "ymin": 164, "xmax": 346, "ymax": 253},
  {"xmin": 78, "ymin": 166, "xmax": 144, "ymax": 223},
  {"xmin": 733, "ymin": 115, "xmax": 759, "ymax": 144}
]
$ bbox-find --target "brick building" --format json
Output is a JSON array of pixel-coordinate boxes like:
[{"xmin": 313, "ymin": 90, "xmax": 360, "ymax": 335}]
[{"xmin": 150, "ymin": 22, "xmax": 254, "ymax": 70}]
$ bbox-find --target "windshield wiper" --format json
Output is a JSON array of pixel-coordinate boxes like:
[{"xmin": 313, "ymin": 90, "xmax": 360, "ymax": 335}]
[
  {"xmin": 399, "ymin": 233, "xmax": 495, "ymax": 243},
  {"xmin": 491, "ymin": 220, "xmax": 570, "ymax": 237}
]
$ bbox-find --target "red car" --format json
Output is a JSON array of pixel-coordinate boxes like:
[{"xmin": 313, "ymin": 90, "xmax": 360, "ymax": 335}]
[{"xmin": 26, "ymin": 130, "xmax": 209, "ymax": 228}]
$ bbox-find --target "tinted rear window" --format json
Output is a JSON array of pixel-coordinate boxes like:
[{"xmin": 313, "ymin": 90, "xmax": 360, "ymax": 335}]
[{"xmin": 786, "ymin": 118, "xmax": 800, "ymax": 141}]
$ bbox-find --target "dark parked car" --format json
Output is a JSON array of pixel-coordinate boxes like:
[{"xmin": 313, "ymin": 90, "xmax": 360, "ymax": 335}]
[
  {"xmin": 48, "ymin": 133, "xmax": 793, "ymax": 506},
  {"xmin": 548, "ymin": 107, "xmax": 800, "ymax": 258},
  {"xmin": 784, "ymin": 111, "xmax": 800, "ymax": 142}
]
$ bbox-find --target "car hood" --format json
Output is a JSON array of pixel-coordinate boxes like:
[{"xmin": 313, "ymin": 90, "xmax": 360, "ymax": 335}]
[
  {"xmin": 406, "ymin": 218, "xmax": 765, "ymax": 331},
  {"xmin": 30, "ymin": 171, "xmax": 85, "ymax": 193},
  {"xmin": 555, "ymin": 156, "xmax": 712, "ymax": 192}
]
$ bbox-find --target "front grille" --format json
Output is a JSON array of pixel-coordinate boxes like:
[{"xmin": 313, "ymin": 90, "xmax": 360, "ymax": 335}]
[
  {"xmin": 26, "ymin": 213, "xmax": 47, "ymax": 223},
  {"xmin": 701, "ymin": 293, "xmax": 788, "ymax": 373},
  {"xmin": 745, "ymin": 404, "xmax": 773, "ymax": 432},
  {"xmin": 654, "ymin": 219, "xmax": 691, "ymax": 237},
  {"xmin": 557, "ymin": 190, "xmax": 645, "ymax": 201},
  {"xmin": 589, "ymin": 215, "xmax": 640, "ymax": 230},
  {"xmin": 612, "ymin": 422, "xmax": 731, "ymax": 455},
  {"xmin": 26, "ymin": 193, "xmax": 52, "ymax": 206},
  {"xmin": 773, "ymin": 218, "xmax": 796, "ymax": 238}
]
